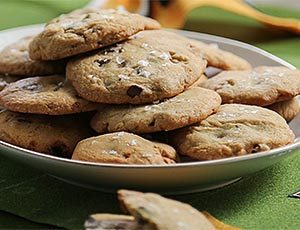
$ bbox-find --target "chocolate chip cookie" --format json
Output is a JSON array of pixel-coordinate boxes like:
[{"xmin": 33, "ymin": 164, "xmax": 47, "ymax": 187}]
[
  {"xmin": 172, "ymin": 104, "xmax": 295, "ymax": 160},
  {"xmin": 0, "ymin": 75, "xmax": 98, "ymax": 115},
  {"xmin": 91, "ymin": 87, "xmax": 221, "ymax": 134},
  {"xmin": 0, "ymin": 110, "xmax": 94, "ymax": 158},
  {"xmin": 190, "ymin": 39, "xmax": 251, "ymax": 70},
  {"xmin": 117, "ymin": 190, "xmax": 215, "ymax": 230},
  {"xmin": 267, "ymin": 97, "xmax": 299, "ymax": 122},
  {"xmin": 72, "ymin": 132, "xmax": 178, "ymax": 164},
  {"xmin": 67, "ymin": 30, "xmax": 207, "ymax": 104},
  {"xmin": 29, "ymin": 8, "xmax": 161, "ymax": 60},
  {"xmin": 85, "ymin": 190, "xmax": 238, "ymax": 230},
  {"xmin": 201, "ymin": 66, "xmax": 300, "ymax": 106},
  {"xmin": 0, "ymin": 36, "xmax": 65, "ymax": 76}
]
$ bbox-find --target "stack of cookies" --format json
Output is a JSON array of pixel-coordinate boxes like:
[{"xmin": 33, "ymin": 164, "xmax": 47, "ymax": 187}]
[{"xmin": 0, "ymin": 8, "xmax": 298, "ymax": 164}]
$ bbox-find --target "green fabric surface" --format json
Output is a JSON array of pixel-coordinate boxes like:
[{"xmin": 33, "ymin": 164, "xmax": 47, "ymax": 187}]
[
  {"xmin": 0, "ymin": 210, "xmax": 59, "ymax": 229},
  {"xmin": 0, "ymin": 1, "xmax": 300, "ymax": 229}
]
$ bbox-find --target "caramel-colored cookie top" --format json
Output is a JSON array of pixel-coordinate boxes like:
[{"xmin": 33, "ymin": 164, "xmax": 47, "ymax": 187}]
[
  {"xmin": 189, "ymin": 39, "xmax": 251, "ymax": 70},
  {"xmin": 118, "ymin": 190, "xmax": 215, "ymax": 230},
  {"xmin": 0, "ymin": 110, "xmax": 93, "ymax": 158},
  {"xmin": 29, "ymin": 8, "xmax": 160, "ymax": 60},
  {"xmin": 91, "ymin": 87, "xmax": 221, "ymax": 134},
  {"xmin": 72, "ymin": 132, "xmax": 178, "ymax": 165},
  {"xmin": 0, "ymin": 36, "xmax": 65, "ymax": 76},
  {"xmin": 172, "ymin": 104, "xmax": 295, "ymax": 160},
  {"xmin": 0, "ymin": 75, "xmax": 98, "ymax": 115},
  {"xmin": 67, "ymin": 30, "xmax": 207, "ymax": 104},
  {"xmin": 201, "ymin": 66, "xmax": 300, "ymax": 106}
]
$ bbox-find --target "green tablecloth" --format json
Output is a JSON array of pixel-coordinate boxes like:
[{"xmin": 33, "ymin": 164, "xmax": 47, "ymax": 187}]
[{"xmin": 0, "ymin": 1, "xmax": 299, "ymax": 229}]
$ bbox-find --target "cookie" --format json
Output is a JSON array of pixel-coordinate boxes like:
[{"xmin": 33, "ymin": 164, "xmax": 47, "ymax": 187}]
[
  {"xmin": 0, "ymin": 36, "xmax": 65, "ymax": 76},
  {"xmin": 90, "ymin": 87, "xmax": 221, "ymax": 134},
  {"xmin": 72, "ymin": 132, "xmax": 178, "ymax": 164},
  {"xmin": 117, "ymin": 190, "xmax": 215, "ymax": 230},
  {"xmin": 201, "ymin": 66, "xmax": 300, "ymax": 106},
  {"xmin": 29, "ymin": 8, "xmax": 161, "ymax": 60},
  {"xmin": 267, "ymin": 97, "xmax": 299, "ymax": 122},
  {"xmin": 0, "ymin": 110, "xmax": 94, "ymax": 158},
  {"xmin": 0, "ymin": 75, "xmax": 98, "ymax": 115},
  {"xmin": 171, "ymin": 104, "xmax": 295, "ymax": 160},
  {"xmin": 190, "ymin": 39, "xmax": 251, "ymax": 70},
  {"xmin": 67, "ymin": 30, "xmax": 207, "ymax": 104},
  {"xmin": 0, "ymin": 75, "xmax": 22, "ymax": 91}
]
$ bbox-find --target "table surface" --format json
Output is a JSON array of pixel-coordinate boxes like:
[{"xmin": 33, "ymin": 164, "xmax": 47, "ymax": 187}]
[{"xmin": 0, "ymin": 1, "xmax": 300, "ymax": 229}]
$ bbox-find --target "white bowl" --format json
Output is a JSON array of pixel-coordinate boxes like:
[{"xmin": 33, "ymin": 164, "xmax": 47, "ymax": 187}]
[{"xmin": 0, "ymin": 24, "xmax": 299, "ymax": 194}]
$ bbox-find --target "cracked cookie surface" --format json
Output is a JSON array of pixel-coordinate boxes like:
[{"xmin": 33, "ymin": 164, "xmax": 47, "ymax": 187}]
[
  {"xmin": 171, "ymin": 104, "xmax": 295, "ymax": 160},
  {"xmin": 201, "ymin": 66, "xmax": 300, "ymax": 106},
  {"xmin": 0, "ymin": 110, "xmax": 94, "ymax": 158},
  {"xmin": 29, "ymin": 8, "xmax": 160, "ymax": 60},
  {"xmin": 72, "ymin": 132, "xmax": 178, "ymax": 164},
  {"xmin": 0, "ymin": 36, "xmax": 65, "ymax": 76},
  {"xmin": 67, "ymin": 30, "xmax": 207, "ymax": 104},
  {"xmin": 91, "ymin": 87, "xmax": 221, "ymax": 134},
  {"xmin": 0, "ymin": 75, "xmax": 98, "ymax": 115}
]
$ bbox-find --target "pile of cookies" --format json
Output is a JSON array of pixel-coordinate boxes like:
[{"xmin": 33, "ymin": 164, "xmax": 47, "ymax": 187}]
[{"xmin": 0, "ymin": 8, "xmax": 299, "ymax": 164}]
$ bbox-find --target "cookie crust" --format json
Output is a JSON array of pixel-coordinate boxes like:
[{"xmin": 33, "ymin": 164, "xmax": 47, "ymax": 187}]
[
  {"xmin": 67, "ymin": 30, "xmax": 207, "ymax": 104},
  {"xmin": 29, "ymin": 8, "xmax": 161, "ymax": 60},
  {"xmin": 0, "ymin": 75, "xmax": 98, "ymax": 115},
  {"xmin": 91, "ymin": 87, "xmax": 221, "ymax": 133}
]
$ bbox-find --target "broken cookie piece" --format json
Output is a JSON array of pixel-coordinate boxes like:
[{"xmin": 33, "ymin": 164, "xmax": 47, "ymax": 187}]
[{"xmin": 85, "ymin": 190, "xmax": 240, "ymax": 230}]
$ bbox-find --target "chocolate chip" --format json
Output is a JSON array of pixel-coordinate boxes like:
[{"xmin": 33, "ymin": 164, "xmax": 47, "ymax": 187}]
[
  {"xmin": 102, "ymin": 45, "xmax": 124, "ymax": 55},
  {"xmin": 251, "ymin": 144, "xmax": 261, "ymax": 153},
  {"xmin": 127, "ymin": 85, "xmax": 143, "ymax": 98},
  {"xmin": 94, "ymin": 58, "xmax": 111, "ymax": 67},
  {"xmin": 135, "ymin": 67, "xmax": 142, "ymax": 75}
]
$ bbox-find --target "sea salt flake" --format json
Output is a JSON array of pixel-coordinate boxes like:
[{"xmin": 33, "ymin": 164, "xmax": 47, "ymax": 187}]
[
  {"xmin": 100, "ymin": 14, "xmax": 114, "ymax": 20},
  {"xmin": 159, "ymin": 53, "xmax": 170, "ymax": 60},
  {"xmin": 138, "ymin": 60, "xmax": 149, "ymax": 67},
  {"xmin": 109, "ymin": 150, "xmax": 118, "ymax": 155},
  {"xmin": 130, "ymin": 140, "xmax": 137, "ymax": 146},
  {"xmin": 141, "ymin": 43, "xmax": 149, "ymax": 48},
  {"xmin": 116, "ymin": 56, "xmax": 125, "ymax": 65},
  {"xmin": 118, "ymin": 74, "xmax": 129, "ymax": 80},
  {"xmin": 139, "ymin": 70, "xmax": 151, "ymax": 78},
  {"xmin": 141, "ymin": 153, "xmax": 153, "ymax": 158}
]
